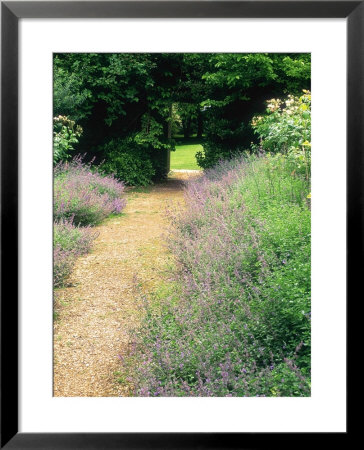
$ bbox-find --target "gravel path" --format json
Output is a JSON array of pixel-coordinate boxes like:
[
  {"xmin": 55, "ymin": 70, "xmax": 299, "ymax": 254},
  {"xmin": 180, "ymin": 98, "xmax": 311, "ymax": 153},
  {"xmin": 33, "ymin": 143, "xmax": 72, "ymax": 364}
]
[{"xmin": 53, "ymin": 172, "xmax": 200, "ymax": 397}]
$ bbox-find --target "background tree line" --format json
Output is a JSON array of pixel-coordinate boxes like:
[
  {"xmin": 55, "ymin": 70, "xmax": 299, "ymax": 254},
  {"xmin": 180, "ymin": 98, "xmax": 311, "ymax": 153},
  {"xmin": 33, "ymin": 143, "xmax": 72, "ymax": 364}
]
[{"xmin": 54, "ymin": 53, "xmax": 310, "ymax": 184}]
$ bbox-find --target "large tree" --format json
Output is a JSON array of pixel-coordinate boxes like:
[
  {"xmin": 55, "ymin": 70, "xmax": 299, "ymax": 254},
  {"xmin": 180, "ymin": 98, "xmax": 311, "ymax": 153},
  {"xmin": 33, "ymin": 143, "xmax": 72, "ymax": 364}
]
[
  {"xmin": 197, "ymin": 53, "xmax": 311, "ymax": 167},
  {"xmin": 54, "ymin": 52, "xmax": 311, "ymax": 179}
]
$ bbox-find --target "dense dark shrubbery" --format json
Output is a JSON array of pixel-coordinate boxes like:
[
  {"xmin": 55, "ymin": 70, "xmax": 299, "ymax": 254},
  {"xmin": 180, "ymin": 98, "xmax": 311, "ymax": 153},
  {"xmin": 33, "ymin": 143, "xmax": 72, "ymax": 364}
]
[
  {"xmin": 195, "ymin": 54, "xmax": 310, "ymax": 169},
  {"xmin": 53, "ymin": 156, "xmax": 126, "ymax": 286},
  {"xmin": 54, "ymin": 53, "xmax": 310, "ymax": 178},
  {"xmin": 99, "ymin": 138, "xmax": 156, "ymax": 186},
  {"xmin": 196, "ymin": 115, "xmax": 251, "ymax": 169},
  {"xmin": 127, "ymin": 154, "xmax": 311, "ymax": 397}
]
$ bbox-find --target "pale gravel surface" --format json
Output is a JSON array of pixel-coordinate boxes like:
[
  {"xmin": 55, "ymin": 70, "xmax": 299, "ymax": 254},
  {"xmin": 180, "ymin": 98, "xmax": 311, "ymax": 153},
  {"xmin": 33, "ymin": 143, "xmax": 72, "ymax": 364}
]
[{"xmin": 53, "ymin": 172, "xmax": 201, "ymax": 397}]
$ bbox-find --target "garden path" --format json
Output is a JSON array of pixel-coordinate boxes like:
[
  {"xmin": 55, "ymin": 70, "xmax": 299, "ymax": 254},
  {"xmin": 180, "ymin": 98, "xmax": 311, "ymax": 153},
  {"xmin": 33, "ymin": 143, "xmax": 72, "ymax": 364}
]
[{"xmin": 53, "ymin": 171, "xmax": 201, "ymax": 397}]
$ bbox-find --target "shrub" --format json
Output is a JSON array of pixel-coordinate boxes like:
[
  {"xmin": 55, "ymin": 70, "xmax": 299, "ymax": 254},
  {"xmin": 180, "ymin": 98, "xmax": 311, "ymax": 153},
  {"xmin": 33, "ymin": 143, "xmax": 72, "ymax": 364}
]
[
  {"xmin": 54, "ymin": 156, "xmax": 126, "ymax": 226},
  {"xmin": 53, "ymin": 115, "xmax": 83, "ymax": 164},
  {"xmin": 100, "ymin": 138, "xmax": 156, "ymax": 186},
  {"xmin": 251, "ymin": 91, "xmax": 311, "ymax": 179},
  {"xmin": 196, "ymin": 117, "xmax": 250, "ymax": 169},
  {"xmin": 53, "ymin": 218, "xmax": 98, "ymax": 287},
  {"xmin": 127, "ymin": 154, "xmax": 311, "ymax": 397},
  {"xmin": 100, "ymin": 126, "xmax": 174, "ymax": 186},
  {"xmin": 251, "ymin": 91, "xmax": 311, "ymax": 154},
  {"xmin": 196, "ymin": 141, "xmax": 243, "ymax": 170}
]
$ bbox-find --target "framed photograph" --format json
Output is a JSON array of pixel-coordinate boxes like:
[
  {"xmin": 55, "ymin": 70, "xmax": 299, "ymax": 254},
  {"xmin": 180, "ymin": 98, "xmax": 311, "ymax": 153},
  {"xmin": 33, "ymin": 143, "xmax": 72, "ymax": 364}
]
[{"xmin": 1, "ymin": 1, "xmax": 357, "ymax": 448}]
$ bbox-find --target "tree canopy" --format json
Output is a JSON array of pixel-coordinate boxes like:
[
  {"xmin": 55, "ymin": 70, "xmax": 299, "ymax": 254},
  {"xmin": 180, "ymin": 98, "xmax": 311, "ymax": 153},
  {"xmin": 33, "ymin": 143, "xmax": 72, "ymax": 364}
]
[{"xmin": 54, "ymin": 52, "xmax": 310, "ymax": 180}]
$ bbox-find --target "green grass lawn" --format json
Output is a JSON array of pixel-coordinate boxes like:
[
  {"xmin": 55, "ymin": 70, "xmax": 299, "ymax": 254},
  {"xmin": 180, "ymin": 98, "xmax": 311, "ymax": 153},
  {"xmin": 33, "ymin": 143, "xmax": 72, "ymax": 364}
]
[{"xmin": 170, "ymin": 143, "xmax": 203, "ymax": 170}]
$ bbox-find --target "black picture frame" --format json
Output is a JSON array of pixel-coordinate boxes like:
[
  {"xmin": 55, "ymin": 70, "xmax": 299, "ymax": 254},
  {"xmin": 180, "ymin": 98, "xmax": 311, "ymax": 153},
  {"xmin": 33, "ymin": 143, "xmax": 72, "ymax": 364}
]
[{"xmin": 1, "ymin": 1, "xmax": 357, "ymax": 448}]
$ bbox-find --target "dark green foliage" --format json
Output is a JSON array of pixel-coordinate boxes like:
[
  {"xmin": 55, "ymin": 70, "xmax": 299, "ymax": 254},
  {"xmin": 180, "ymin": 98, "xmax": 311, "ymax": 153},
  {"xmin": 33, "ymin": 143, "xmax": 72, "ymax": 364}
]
[
  {"xmin": 53, "ymin": 68, "xmax": 92, "ymax": 122},
  {"xmin": 54, "ymin": 53, "xmax": 179, "ymax": 183},
  {"xmin": 54, "ymin": 52, "xmax": 311, "ymax": 181},
  {"xmin": 198, "ymin": 53, "xmax": 311, "ymax": 168},
  {"xmin": 100, "ymin": 138, "xmax": 156, "ymax": 186}
]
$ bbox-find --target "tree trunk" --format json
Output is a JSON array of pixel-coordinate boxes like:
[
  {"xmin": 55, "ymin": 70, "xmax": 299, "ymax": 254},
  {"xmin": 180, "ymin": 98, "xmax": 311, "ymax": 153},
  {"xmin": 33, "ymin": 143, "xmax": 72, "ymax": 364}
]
[
  {"xmin": 166, "ymin": 102, "xmax": 172, "ymax": 173},
  {"xmin": 197, "ymin": 110, "xmax": 203, "ymax": 139},
  {"xmin": 183, "ymin": 119, "xmax": 191, "ymax": 139}
]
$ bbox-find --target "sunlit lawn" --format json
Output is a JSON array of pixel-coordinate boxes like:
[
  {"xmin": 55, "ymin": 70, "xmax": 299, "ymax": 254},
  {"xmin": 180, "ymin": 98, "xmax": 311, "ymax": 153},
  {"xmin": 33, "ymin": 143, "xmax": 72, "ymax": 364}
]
[{"xmin": 170, "ymin": 143, "xmax": 203, "ymax": 170}]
